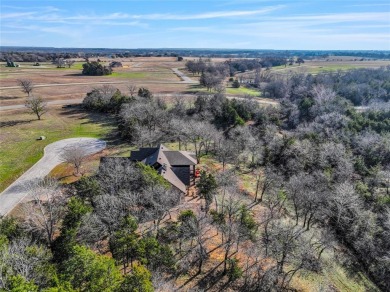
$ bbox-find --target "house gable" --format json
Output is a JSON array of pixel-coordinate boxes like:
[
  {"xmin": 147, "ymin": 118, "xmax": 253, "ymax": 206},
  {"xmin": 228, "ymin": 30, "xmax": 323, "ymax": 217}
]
[{"xmin": 129, "ymin": 144, "xmax": 196, "ymax": 193}]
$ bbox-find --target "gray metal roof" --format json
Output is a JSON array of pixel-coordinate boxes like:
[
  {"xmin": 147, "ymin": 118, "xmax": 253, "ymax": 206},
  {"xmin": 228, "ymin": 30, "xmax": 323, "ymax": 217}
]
[
  {"xmin": 129, "ymin": 144, "xmax": 196, "ymax": 193},
  {"xmin": 164, "ymin": 151, "xmax": 197, "ymax": 166},
  {"xmin": 130, "ymin": 147, "xmax": 159, "ymax": 161}
]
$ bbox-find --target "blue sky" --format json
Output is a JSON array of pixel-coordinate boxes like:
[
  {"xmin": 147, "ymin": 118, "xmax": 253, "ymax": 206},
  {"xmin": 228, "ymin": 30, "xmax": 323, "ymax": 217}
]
[{"xmin": 1, "ymin": 0, "xmax": 389, "ymax": 50}]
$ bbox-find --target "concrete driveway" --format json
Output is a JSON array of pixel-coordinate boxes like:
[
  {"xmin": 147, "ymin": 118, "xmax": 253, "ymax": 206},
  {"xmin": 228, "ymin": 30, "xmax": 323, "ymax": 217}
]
[{"xmin": 0, "ymin": 138, "xmax": 106, "ymax": 217}]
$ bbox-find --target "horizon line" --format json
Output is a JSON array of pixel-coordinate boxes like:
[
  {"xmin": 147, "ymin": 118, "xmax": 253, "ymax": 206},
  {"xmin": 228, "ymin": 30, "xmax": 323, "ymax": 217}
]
[{"xmin": 1, "ymin": 46, "xmax": 390, "ymax": 52}]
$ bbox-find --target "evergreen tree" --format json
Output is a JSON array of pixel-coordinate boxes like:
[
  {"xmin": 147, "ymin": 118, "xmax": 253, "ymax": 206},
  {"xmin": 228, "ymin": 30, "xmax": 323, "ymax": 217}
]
[
  {"xmin": 62, "ymin": 245, "xmax": 122, "ymax": 292},
  {"xmin": 119, "ymin": 264, "xmax": 154, "ymax": 292},
  {"xmin": 196, "ymin": 171, "xmax": 217, "ymax": 213}
]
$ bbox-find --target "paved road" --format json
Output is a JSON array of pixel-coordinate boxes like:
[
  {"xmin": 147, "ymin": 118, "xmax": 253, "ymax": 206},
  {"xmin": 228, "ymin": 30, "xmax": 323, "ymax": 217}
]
[
  {"xmin": 0, "ymin": 138, "xmax": 106, "ymax": 217},
  {"xmin": 172, "ymin": 68, "xmax": 197, "ymax": 84}
]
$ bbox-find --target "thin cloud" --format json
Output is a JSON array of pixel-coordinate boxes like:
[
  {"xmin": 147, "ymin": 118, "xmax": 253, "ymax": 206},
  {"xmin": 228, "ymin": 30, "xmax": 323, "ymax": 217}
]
[
  {"xmin": 0, "ymin": 12, "xmax": 38, "ymax": 19},
  {"xmin": 1, "ymin": 6, "xmax": 283, "ymax": 23},
  {"xmin": 348, "ymin": 3, "xmax": 390, "ymax": 7},
  {"xmin": 64, "ymin": 12, "xmax": 130, "ymax": 21},
  {"xmin": 5, "ymin": 24, "xmax": 89, "ymax": 38},
  {"xmin": 91, "ymin": 21, "xmax": 148, "ymax": 28},
  {"xmin": 171, "ymin": 26, "xmax": 213, "ymax": 32},
  {"xmin": 1, "ymin": 5, "xmax": 60, "ymax": 11},
  {"xmin": 275, "ymin": 12, "xmax": 390, "ymax": 23},
  {"xmin": 133, "ymin": 6, "xmax": 283, "ymax": 20}
]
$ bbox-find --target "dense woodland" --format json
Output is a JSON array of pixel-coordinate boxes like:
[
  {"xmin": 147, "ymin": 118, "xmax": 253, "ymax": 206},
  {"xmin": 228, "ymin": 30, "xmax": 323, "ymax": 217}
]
[
  {"xmin": 186, "ymin": 59, "xmax": 390, "ymax": 106},
  {"xmin": 1, "ymin": 65, "xmax": 390, "ymax": 291},
  {"xmin": 263, "ymin": 67, "xmax": 390, "ymax": 105}
]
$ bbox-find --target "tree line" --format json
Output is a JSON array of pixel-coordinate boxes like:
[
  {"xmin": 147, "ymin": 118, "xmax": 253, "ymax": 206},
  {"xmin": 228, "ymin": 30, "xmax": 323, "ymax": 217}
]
[
  {"xmin": 3, "ymin": 48, "xmax": 390, "ymax": 61},
  {"xmin": 263, "ymin": 66, "xmax": 390, "ymax": 105}
]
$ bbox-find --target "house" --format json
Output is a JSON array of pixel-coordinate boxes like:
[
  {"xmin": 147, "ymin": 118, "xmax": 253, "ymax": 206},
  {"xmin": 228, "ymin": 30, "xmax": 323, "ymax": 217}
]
[{"xmin": 129, "ymin": 144, "xmax": 197, "ymax": 193}]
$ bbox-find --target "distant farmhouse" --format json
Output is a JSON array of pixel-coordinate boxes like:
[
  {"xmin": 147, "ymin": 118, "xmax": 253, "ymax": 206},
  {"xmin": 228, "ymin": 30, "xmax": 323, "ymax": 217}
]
[{"xmin": 101, "ymin": 144, "xmax": 197, "ymax": 193}]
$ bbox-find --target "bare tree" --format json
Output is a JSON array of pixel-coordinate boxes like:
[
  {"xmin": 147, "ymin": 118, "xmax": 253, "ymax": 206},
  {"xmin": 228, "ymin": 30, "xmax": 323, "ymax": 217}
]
[
  {"xmin": 17, "ymin": 79, "xmax": 34, "ymax": 96},
  {"xmin": 166, "ymin": 118, "xmax": 189, "ymax": 150},
  {"xmin": 247, "ymin": 135, "xmax": 263, "ymax": 167},
  {"xmin": 88, "ymin": 194, "xmax": 128, "ymax": 238},
  {"xmin": 220, "ymin": 193, "xmax": 241, "ymax": 273},
  {"xmin": 328, "ymin": 182, "xmax": 362, "ymax": 228},
  {"xmin": 96, "ymin": 157, "xmax": 142, "ymax": 195},
  {"xmin": 22, "ymin": 178, "xmax": 66, "ymax": 247},
  {"xmin": 25, "ymin": 96, "xmax": 47, "ymax": 120},
  {"xmin": 127, "ymin": 84, "xmax": 137, "ymax": 97},
  {"xmin": 66, "ymin": 60, "xmax": 75, "ymax": 68},
  {"xmin": 135, "ymin": 186, "xmax": 182, "ymax": 234},
  {"xmin": 120, "ymin": 101, "xmax": 165, "ymax": 138},
  {"xmin": 99, "ymin": 84, "xmax": 117, "ymax": 99},
  {"xmin": 133, "ymin": 124, "xmax": 163, "ymax": 148},
  {"xmin": 200, "ymin": 72, "xmax": 225, "ymax": 91},
  {"xmin": 194, "ymin": 212, "xmax": 212, "ymax": 274},
  {"xmin": 170, "ymin": 95, "xmax": 187, "ymax": 118},
  {"xmin": 378, "ymin": 169, "xmax": 390, "ymax": 195},
  {"xmin": 0, "ymin": 237, "xmax": 52, "ymax": 288},
  {"xmin": 264, "ymin": 220, "xmax": 318, "ymax": 289},
  {"xmin": 54, "ymin": 58, "xmax": 66, "ymax": 68},
  {"xmin": 184, "ymin": 121, "xmax": 219, "ymax": 163},
  {"xmin": 152, "ymin": 272, "xmax": 176, "ymax": 292},
  {"xmin": 61, "ymin": 145, "xmax": 88, "ymax": 176},
  {"xmin": 216, "ymin": 139, "xmax": 238, "ymax": 170},
  {"xmin": 216, "ymin": 170, "xmax": 239, "ymax": 213},
  {"xmin": 254, "ymin": 66, "xmax": 261, "ymax": 87}
]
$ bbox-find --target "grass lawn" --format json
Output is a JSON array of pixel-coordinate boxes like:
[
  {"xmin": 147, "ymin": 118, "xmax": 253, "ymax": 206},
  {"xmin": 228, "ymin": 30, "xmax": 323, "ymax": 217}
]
[
  {"xmin": 226, "ymin": 86, "xmax": 261, "ymax": 96},
  {"xmin": 68, "ymin": 62, "xmax": 84, "ymax": 70},
  {"xmin": 291, "ymin": 249, "xmax": 380, "ymax": 292},
  {"xmin": 108, "ymin": 72, "xmax": 147, "ymax": 78},
  {"xmin": 0, "ymin": 106, "xmax": 118, "ymax": 192},
  {"xmin": 185, "ymin": 84, "xmax": 261, "ymax": 96},
  {"xmin": 270, "ymin": 60, "xmax": 390, "ymax": 75},
  {"xmin": 272, "ymin": 64, "xmax": 358, "ymax": 74}
]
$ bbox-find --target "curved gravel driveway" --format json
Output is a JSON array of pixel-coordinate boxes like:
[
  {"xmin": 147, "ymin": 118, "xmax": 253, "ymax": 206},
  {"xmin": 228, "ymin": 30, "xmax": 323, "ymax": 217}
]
[{"xmin": 0, "ymin": 138, "xmax": 106, "ymax": 217}]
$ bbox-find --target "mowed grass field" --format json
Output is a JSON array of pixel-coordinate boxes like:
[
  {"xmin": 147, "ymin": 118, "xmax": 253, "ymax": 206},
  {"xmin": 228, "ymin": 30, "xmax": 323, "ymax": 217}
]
[
  {"xmin": 270, "ymin": 58, "xmax": 390, "ymax": 75},
  {"xmin": 0, "ymin": 106, "xmax": 119, "ymax": 192},
  {"xmin": 186, "ymin": 84, "xmax": 261, "ymax": 96}
]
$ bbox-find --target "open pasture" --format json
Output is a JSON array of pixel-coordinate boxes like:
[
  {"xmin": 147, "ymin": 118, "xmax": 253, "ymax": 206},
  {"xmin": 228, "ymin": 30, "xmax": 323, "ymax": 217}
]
[
  {"xmin": 0, "ymin": 57, "xmax": 188, "ymax": 106},
  {"xmin": 271, "ymin": 58, "xmax": 390, "ymax": 75}
]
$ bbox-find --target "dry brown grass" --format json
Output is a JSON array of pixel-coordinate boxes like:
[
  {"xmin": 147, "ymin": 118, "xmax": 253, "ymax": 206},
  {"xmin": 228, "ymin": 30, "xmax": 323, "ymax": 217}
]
[{"xmin": 0, "ymin": 57, "xmax": 190, "ymax": 106}]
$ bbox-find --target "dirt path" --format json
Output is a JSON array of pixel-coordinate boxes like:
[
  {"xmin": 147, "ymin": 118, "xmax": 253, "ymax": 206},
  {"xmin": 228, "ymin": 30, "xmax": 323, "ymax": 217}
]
[{"xmin": 0, "ymin": 138, "xmax": 106, "ymax": 217}]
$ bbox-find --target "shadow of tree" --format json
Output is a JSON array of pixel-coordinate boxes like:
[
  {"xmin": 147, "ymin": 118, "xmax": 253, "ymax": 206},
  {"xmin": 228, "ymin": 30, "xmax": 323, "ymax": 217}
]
[
  {"xmin": 59, "ymin": 105, "xmax": 127, "ymax": 148},
  {"xmin": 63, "ymin": 73, "xmax": 84, "ymax": 77},
  {"xmin": 0, "ymin": 119, "xmax": 34, "ymax": 128},
  {"xmin": 197, "ymin": 263, "xmax": 225, "ymax": 291},
  {"xmin": 0, "ymin": 96, "xmax": 20, "ymax": 100}
]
